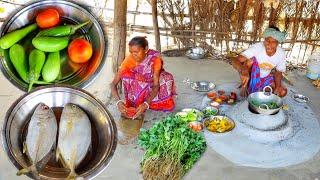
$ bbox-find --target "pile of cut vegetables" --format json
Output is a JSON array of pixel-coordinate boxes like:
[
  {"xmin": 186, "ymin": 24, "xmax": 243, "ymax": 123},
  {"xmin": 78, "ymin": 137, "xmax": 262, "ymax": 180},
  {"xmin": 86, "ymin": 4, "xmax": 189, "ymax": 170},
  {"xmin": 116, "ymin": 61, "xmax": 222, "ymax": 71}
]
[
  {"xmin": 138, "ymin": 115, "xmax": 206, "ymax": 180},
  {"xmin": 0, "ymin": 8, "xmax": 93, "ymax": 91}
]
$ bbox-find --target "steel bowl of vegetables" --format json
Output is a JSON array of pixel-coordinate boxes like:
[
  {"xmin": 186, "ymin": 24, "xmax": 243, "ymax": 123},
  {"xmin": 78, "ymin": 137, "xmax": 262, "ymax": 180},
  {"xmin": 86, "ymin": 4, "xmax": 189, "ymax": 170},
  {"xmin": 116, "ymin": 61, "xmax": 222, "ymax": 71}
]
[
  {"xmin": 175, "ymin": 108, "xmax": 204, "ymax": 122},
  {"xmin": 248, "ymin": 86, "xmax": 283, "ymax": 115},
  {"xmin": 202, "ymin": 106, "xmax": 219, "ymax": 118},
  {"xmin": 0, "ymin": 0, "xmax": 106, "ymax": 92}
]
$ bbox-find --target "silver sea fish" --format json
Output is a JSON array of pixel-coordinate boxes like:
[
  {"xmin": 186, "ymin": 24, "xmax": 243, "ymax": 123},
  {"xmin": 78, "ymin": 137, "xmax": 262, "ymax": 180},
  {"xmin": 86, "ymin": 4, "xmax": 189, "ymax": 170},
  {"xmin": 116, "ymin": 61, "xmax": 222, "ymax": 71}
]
[
  {"xmin": 56, "ymin": 103, "xmax": 91, "ymax": 179},
  {"xmin": 17, "ymin": 103, "xmax": 57, "ymax": 179}
]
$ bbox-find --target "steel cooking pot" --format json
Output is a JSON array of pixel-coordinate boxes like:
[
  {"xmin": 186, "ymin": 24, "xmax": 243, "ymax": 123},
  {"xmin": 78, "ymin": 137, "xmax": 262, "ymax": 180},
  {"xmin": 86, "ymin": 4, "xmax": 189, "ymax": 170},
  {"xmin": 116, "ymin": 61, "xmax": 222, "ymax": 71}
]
[{"xmin": 248, "ymin": 86, "xmax": 283, "ymax": 115}]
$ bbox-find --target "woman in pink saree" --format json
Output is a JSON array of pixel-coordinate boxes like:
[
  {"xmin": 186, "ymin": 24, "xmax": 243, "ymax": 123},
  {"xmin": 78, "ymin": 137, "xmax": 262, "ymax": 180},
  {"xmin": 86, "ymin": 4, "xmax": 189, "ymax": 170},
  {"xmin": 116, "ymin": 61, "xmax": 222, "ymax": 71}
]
[{"xmin": 111, "ymin": 36, "xmax": 176, "ymax": 119}]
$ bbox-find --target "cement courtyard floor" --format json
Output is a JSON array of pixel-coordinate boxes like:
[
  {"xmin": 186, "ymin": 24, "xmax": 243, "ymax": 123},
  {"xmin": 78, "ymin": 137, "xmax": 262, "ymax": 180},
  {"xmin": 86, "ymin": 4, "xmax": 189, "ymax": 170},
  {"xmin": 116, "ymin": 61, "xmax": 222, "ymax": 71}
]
[{"xmin": 1, "ymin": 56, "xmax": 320, "ymax": 180}]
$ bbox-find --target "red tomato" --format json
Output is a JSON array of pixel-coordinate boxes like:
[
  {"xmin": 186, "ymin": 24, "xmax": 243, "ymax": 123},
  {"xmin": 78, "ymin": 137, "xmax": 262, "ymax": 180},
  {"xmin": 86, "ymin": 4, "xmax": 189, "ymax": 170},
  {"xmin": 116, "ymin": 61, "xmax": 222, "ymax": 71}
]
[
  {"xmin": 68, "ymin": 38, "xmax": 93, "ymax": 63},
  {"xmin": 230, "ymin": 92, "xmax": 237, "ymax": 101},
  {"xmin": 126, "ymin": 107, "xmax": 137, "ymax": 118},
  {"xmin": 36, "ymin": 8, "xmax": 60, "ymax": 29},
  {"xmin": 219, "ymin": 95, "xmax": 228, "ymax": 101},
  {"xmin": 207, "ymin": 92, "xmax": 217, "ymax": 99},
  {"xmin": 218, "ymin": 90, "xmax": 225, "ymax": 95}
]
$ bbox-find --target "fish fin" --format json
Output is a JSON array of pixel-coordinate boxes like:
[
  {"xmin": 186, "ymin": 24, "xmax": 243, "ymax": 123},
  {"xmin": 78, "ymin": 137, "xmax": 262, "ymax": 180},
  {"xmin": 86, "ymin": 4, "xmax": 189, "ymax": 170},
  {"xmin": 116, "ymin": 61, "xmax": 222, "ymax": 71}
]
[
  {"xmin": 16, "ymin": 164, "xmax": 37, "ymax": 177},
  {"xmin": 23, "ymin": 141, "xmax": 27, "ymax": 154},
  {"xmin": 55, "ymin": 147, "xmax": 60, "ymax": 162},
  {"xmin": 16, "ymin": 168, "xmax": 30, "ymax": 176},
  {"xmin": 67, "ymin": 146, "xmax": 78, "ymax": 180},
  {"xmin": 70, "ymin": 146, "xmax": 77, "ymax": 170},
  {"xmin": 56, "ymin": 148, "xmax": 68, "ymax": 169}
]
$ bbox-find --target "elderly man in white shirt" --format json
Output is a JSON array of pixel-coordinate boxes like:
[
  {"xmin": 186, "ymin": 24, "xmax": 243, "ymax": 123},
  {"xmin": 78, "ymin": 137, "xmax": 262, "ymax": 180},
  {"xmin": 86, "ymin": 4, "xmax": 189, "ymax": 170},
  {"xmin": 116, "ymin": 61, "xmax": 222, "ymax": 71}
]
[{"xmin": 232, "ymin": 26, "xmax": 288, "ymax": 97}]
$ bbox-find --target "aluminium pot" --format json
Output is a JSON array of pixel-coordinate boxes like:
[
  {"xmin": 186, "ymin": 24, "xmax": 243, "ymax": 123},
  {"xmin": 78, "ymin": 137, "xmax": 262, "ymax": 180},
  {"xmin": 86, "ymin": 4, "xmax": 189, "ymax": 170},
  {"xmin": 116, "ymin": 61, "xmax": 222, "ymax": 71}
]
[{"xmin": 248, "ymin": 86, "xmax": 283, "ymax": 115}]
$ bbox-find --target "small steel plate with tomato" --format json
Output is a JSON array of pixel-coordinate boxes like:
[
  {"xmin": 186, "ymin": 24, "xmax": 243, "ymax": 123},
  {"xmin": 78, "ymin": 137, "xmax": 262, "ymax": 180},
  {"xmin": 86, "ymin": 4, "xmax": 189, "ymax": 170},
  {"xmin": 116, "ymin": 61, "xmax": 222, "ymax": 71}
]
[
  {"xmin": 188, "ymin": 121, "xmax": 204, "ymax": 133},
  {"xmin": 207, "ymin": 90, "xmax": 238, "ymax": 106}
]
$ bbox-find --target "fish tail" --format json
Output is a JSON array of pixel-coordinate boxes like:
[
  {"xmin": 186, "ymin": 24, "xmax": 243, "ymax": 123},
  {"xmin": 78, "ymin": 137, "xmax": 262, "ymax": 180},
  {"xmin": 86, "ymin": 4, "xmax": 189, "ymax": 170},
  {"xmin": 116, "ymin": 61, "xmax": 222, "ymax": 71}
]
[
  {"xmin": 30, "ymin": 166, "xmax": 41, "ymax": 180},
  {"xmin": 66, "ymin": 170, "xmax": 77, "ymax": 180},
  {"xmin": 55, "ymin": 151, "xmax": 59, "ymax": 162},
  {"xmin": 16, "ymin": 164, "xmax": 38, "ymax": 177}
]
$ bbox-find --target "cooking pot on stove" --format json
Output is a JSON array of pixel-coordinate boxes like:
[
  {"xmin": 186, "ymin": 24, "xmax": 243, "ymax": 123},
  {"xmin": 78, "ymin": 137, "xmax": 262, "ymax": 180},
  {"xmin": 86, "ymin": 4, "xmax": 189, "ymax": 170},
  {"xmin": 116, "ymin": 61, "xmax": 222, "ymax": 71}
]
[{"xmin": 248, "ymin": 86, "xmax": 283, "ymax": 115}]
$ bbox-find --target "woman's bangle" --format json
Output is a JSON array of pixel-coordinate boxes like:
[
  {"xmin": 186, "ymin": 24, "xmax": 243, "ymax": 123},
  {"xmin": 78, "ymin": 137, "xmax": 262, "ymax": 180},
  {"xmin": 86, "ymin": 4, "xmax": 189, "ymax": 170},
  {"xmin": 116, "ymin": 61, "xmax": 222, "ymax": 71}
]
[
  {"xmin": 116, "ymin": 100, "xmax": 124, "ymax": 106},
  {"xmin": 143, "ymin": 102, "xmax": 149, "ymax": 109}
]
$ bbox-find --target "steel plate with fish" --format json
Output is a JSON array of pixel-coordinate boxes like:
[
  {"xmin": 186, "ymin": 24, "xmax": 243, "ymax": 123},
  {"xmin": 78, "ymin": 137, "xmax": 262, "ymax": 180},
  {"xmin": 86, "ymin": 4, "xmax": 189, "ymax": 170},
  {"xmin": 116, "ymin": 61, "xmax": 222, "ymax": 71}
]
[{"xmin": 2, "ymin": 85, "xmax": 117, "ymax": 180}]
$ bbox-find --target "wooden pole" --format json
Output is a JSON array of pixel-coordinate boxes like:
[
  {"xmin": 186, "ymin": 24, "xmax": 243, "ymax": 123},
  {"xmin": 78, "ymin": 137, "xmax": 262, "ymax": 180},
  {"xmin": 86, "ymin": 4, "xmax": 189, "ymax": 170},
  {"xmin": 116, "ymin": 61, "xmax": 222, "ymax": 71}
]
[
  {"xmin": 112, "ymin": 0, "xmax": 127, "ymax": 74},
  {"xmin": 151, "ymin": 0, "xmax": 161, "ymax": 52},
  {"xmin": 133, "ymin": 0, "xmax": 140, "ymax": 25}
]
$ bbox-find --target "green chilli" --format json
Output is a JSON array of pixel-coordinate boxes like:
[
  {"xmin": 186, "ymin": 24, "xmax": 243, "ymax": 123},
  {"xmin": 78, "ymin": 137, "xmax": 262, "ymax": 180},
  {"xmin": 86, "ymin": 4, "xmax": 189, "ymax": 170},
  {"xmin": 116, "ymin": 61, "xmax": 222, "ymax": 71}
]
[{"xmin": 36, "ymin": 21, "xmax": 90, "ymax": 37}]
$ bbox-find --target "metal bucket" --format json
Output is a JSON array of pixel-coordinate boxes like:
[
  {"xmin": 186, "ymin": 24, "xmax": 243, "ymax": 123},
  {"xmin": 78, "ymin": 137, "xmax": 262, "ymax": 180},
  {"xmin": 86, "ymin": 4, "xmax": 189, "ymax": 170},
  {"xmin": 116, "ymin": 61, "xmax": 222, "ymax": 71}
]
[
  {"xmin": 306, "ymin": 54, "xmax": 320, "ymax": 80},
  {"xmin": 0, "ymin": 0, "xmax": 107, "ymax": 91},
  {"xmin": 248, "ymin": 86, "xmax": 283, "ymax": 115},
  {"xmin": 2, "ymin": 85, "xmax": 117, "ymax": 179}
]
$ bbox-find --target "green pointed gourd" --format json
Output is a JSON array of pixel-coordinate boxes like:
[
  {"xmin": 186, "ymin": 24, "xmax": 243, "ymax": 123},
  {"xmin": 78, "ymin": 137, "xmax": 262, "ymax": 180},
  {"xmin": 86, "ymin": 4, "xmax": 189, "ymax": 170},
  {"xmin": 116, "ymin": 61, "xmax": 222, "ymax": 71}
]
[
  {"xmin": 42, "ymin": 52, "xmax": 60, "ymax": 82},
  {"xmin": 32, "ymin": 36, "xmax": 69, "ymax": 52},
  {"xmin": 0, "ymin": 23, "xmax": 37, "ymax": 49},
  {"xmin": 28, "ymin": 49, "xmax": 46, "ymax": 92}
]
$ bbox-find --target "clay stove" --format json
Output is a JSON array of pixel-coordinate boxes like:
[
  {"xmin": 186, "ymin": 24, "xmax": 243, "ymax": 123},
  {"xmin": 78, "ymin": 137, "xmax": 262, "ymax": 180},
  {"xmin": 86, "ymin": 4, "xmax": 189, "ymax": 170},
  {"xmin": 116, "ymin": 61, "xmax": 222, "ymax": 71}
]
[
  {"xmin": 229, "ymin": 101, "xmax": 293, "ymax": 143},
  {"xmin": 202, "ymin": 84, "xmax": 320, "ymax": 168}
]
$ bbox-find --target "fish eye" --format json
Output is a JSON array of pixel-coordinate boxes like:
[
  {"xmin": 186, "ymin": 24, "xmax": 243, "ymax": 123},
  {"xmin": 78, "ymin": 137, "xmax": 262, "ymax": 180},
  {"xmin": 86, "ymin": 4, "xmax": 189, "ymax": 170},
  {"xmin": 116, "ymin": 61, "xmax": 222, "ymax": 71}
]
[{"xmin": 42, "ymin": 105, "xmax": 49, "ymax": 110}]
